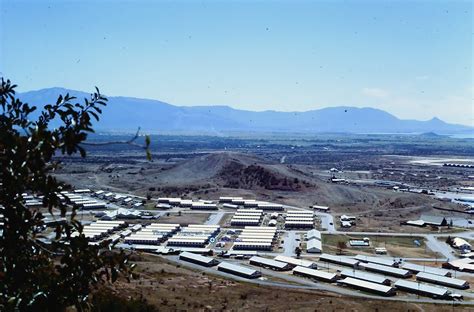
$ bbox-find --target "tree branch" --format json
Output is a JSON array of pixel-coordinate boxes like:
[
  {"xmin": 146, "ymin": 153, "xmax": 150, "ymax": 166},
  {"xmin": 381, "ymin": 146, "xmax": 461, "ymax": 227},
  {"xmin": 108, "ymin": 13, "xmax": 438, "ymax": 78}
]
[{"xmin": 80, "ymin": 127, "xmax": 147, "ymax": 150}]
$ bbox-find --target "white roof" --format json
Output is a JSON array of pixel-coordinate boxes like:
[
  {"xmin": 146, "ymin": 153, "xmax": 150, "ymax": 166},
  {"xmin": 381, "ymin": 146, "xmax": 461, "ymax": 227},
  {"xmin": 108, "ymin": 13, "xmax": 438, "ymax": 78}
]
[
  {"xmin": 453, "ymin": 237, "xmax": 471, "ymax": 248},
  {"xmin": 179, "ymin": 251, "xmax": 217, "ymax": 264},
  {"xmin": 340, "ymin": 269, "xmax": 390, "ymax": 285},
  {"xmin": 250, "ymin": 256, "xmax": 289, "ymax": 269},
  {"xmin": 312, "ymin": 205, "xmax": 329, "ymax": 210},
  {"xmin": 359, "ymin": 262, "xmax": 410, "ymax": 277},
  {"xmin": 401, "ymin": 262, "xmax": 451, "ymax": 276},
  {"xmin": 406, "ymin": 220, "xmax": 425, "ymax": 226},
  {"xmin": 319, "ymin": 253, "xmax": 358, "ymax": 266},
  {"xmin": 292, "ymin": 266, "xmax": 337, "ymax": 281},
  {"xmin": 306, "ymin": 229, "xmax": 321, "ymax": 240},
  {"xmin": 354, "ymin": 255, "xmax": 398, "ymax": 267},
  {"xmin": 274, "ymin": 255, "xmax": 316, "ymax": 268},
  {"xmin": 217, "ymin": 262, "xmax": 260, "ymax": 276},
  {"xmin": 416, "ymin": 272, "xmax": 468, "ymax": 288},
  {"xmin": 394, "ymin": 279, "xmax": 448, "ymax": 297},
  {"xmin": 287, "ymin": 210, "xmax": 314, "ymax": 214},
  {"xmin": 307, "ymin": 239, "xmax": 322, "ymax": 252},
  {"xmin": 340, "ymin": 277, "xmax": 393, "ymax": 294}
]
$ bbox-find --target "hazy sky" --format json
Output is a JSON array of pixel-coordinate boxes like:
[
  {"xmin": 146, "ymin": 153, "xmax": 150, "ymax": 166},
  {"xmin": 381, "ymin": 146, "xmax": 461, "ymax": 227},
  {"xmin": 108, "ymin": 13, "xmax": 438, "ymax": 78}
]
[{"xmin": 1, "ymin": 0, "xmax": 472, "ymax": 126}]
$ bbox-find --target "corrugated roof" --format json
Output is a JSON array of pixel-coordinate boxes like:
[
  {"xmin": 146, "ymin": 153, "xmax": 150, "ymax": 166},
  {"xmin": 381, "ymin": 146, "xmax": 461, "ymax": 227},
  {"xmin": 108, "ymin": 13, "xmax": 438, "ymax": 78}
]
[
  {"xmin": 394, "ymin": 279, "xmax": 448, "ymax": 297},
  {"xmin": 416, "ymin": 272, "xmax": 468, "ymax": 288},
  {"xmin": 292, "ymin": 266, "xmax": 337, "ymax": 281},
  {"xmin": 274, "ymin": 256, "xmax": 317, "ymax": 268},
  {"xmin": 179, "ymin": 251, "xmax": 217, "ymax": 264},
  {"xmin": 340, "ymin": 277, "xmax": 394, "ymax": 294},
  {"xmin": 354, "ymin": 255, "xmax": 398, "ymax": 267},
  {"xmin": 307, "ymin": 239, "xmax": 322, "ymax": 252},
  {"xmin": 340, "ymin": 269, "xmax": 391, "ymax": 285},
  {"xmin": 359, "ymin": 262, "xmax": 410, "ymax": 277},
  {"xmin": 250, "ymin": 256, "xmax": 289, "ymax": 269},
  {"xmin": 401, "ymin": 262, "xmax": 451, "ymax": 277},
  {"xmin": 319, "ymin": 253, "xmax": 358, "ymax": 266},
  {"xmin": 306, "ymin": 229, "xmax": 321, "ymax": 240},
  {"xmin": 217, "ymin": 262, "xmax": 260, "ymax": 276}
]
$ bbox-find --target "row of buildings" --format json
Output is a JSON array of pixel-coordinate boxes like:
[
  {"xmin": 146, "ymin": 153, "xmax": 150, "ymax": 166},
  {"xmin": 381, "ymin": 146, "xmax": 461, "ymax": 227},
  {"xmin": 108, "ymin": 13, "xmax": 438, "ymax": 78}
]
[{"xmin": 285, "ymin": 210, "xmax": 314, "ymax": 229}]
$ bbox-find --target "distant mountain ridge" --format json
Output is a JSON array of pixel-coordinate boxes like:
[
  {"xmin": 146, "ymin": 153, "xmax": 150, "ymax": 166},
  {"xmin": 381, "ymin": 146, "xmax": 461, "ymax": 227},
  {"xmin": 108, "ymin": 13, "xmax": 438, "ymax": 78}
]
[{"xmin": 17, "ymin": 87, "xmax": 473, "ymax": 135}]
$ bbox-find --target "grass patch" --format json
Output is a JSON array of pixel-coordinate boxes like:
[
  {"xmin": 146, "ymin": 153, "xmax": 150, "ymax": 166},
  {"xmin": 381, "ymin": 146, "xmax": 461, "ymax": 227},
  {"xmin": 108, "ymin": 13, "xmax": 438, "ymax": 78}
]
[{"xmin": 322, "ymin": 234, "xmax": 440, "ymax": 258}]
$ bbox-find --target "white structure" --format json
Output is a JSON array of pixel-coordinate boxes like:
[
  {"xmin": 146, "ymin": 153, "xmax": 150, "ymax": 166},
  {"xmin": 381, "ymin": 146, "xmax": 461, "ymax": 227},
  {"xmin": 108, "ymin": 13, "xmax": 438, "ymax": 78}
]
[
  {"xmin": 274, "ymin": 255, "xmax": 317, "ymax": 269},
  {"xmin": 306, "ymin": 229, "xmax": 321, "ymax": 241},
  {"xmin": 285, "ymin": 210, "xmax": 314, "ymax": 229},
  {"xmin": 306, "ymin": 238, "xmax": 322, "ymax": 253},
  {"xmin": 233, "ymin": 226, "xmax": 277, "ymax": 251},
  {"xmin": 453, "ymin": 237, "xmax": 472, "ymax": 250},
  {"xmin": 231, "ymin": 209, "xmax": 263, "ymax": 226},
  {"xmin": 312, "ymin": 205, "xmax": 329, "ymax": 211}
]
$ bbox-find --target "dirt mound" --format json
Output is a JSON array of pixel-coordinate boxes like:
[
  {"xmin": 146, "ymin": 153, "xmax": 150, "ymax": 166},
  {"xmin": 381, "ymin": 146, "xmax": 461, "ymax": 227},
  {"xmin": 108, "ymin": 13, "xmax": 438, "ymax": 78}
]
[
  {"xmin": 217, "ymin": 161, "xmax": 312, "ymax": 191},
  {"xmin": 154, "ymin": 152, "xmax": 264, "ymax": 186}
]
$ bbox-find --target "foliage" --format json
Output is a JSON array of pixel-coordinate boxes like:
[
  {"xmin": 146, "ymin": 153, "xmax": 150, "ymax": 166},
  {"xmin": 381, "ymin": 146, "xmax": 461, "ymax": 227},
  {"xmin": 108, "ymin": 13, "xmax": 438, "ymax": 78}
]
[
  {"xmin": 294, "ymin": 246, "xmax": 302, "ymax": 258},
  {"xmin": 90, "ymin": 289, "xmax": 158, "ymax": 312},
  {"xmin": 0, "ymin": 79, "xmax": 133, "ymax": 311},
  {"xmin": 336, "ymin": 241, "xmax": 347, "ymax": 255}
]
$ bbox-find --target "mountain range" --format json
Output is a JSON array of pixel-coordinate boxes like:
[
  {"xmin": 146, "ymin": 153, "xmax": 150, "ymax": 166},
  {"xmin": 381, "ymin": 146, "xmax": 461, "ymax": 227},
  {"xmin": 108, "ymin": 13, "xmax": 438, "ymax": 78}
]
[{"xmin": 17, "ymin": 87, "xmax": 473, "ymax": 135}]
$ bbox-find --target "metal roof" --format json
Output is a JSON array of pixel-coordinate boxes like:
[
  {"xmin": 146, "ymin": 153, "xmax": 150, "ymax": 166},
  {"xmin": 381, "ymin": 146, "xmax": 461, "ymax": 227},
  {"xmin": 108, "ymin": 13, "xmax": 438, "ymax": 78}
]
[
  {"xmin": 416, "ymin": 272, "xmax": 469, "ymax": 288},
  {"xmin": 340, "ymin": 269, "xmax": 391, "ymax": 285},
  {"xmin": 287, "ymin": 210, "xmax": 313, "ymax": 214},
  {"xmin": 179, "ymin": 251, "xmax": 217, "ymax": 265},
  {"xmin": 339, "ymin": 277, "xmax": 394, "ymax": 295},
  {"xmin": 250, "ymin": 256, "xmax": 290, "ymax": 270},
  {"xmin": 401, "ymin": 262, "xmax": 451, "ymax": 277},
  {"xmin": 227, "ymin": 250, "xmax": 258, "ymax": 256},
  {"xmin": 354, "ymin": 255, "xmax": 398, "ymax": 267},
  {"xmin": 292, "ymin": 266, "xmax": 337, "ymax": 282},
  {"xmin": 274, "ymin": 256, "xmax": 317, "ymax": 268},
  {"xmin": 419, "ymin": 214, "xmax": 446, "ymax": 225},
  {"xmin": 319, "ymin": 253, "xmax": 359, "ymax": 266},
  {"xmin": 394, "ymin": 279, "xmax": 449, "ymax": 297},
  {"xmin": 359, "ymin": 262, "xmax": 410, "ymax": 277},
  {"xmin": 307, "ymin": 239, "xmax": 322, "ymax": 252},
  {"xmin": 306, "ymin": 229, "xmax": 321, "ymax": 240},
  {"xmin": 217, "ymin": 262, "xmax": 260, "ymax": 277}
]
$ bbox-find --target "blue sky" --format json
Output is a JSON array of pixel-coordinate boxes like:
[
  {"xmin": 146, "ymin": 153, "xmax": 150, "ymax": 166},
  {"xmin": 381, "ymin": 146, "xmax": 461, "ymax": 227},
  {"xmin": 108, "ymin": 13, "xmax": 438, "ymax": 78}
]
[{"xmin": 0, "ymin": 0, "xmax": 472, "ymax": 125}]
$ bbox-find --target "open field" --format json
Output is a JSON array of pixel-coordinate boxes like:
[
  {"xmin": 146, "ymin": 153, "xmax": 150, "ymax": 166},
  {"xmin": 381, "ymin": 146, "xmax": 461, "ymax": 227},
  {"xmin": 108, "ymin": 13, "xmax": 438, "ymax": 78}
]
[
  {"xmin": 157, "ymin": 212, "xmax": 212, "ymax": 225},
  {"xmin": 322, "ymin": 234, "xmax": 442, "ymax": 258},
  {"xmin": 53, "ymin": 133, "xmax": 474, "ymax": 232}
]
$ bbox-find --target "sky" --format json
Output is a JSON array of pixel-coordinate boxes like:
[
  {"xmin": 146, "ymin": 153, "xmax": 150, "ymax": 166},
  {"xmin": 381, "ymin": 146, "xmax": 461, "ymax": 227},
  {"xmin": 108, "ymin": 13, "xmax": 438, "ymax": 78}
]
[{"xmin": 0, "ymin": 0, "xmax": 472, "ymax": 126}]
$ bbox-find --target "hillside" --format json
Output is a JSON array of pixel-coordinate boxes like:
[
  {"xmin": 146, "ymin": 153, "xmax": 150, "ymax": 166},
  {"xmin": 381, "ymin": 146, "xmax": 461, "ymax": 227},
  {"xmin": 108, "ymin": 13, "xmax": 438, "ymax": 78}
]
[{"xmin": 17, "ymin": 87, "xmax": 473, "ymax": 134}]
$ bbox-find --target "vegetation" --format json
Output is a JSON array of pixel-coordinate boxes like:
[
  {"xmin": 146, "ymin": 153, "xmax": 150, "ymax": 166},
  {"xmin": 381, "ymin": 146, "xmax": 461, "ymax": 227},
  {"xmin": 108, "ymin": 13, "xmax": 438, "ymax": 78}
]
[
  {"xmin": 0, "ymin": 79, "xmax": 148, "ymax": 311},
  {"xmin": 294, "ymin": 246, "xmax": 302, "ymax": 258},
  {"xmin": 336, "ymin": 241, "xmax": 347, "ymax": 255}
]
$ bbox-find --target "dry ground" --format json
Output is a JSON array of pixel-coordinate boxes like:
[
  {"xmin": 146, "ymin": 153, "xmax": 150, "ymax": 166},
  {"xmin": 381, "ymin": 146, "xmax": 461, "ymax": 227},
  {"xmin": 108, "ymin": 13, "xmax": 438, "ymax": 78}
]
[
  {"xmin": 157, "ymin": 212, "xmax": 212, "ymax": 225},
  {"xmin": 102, "ymin": 254, "xmax": 471, "ymax": 312},
  {"xmin": 55, "ymin": 152, "xmax": 467, "ymax": 233},
  {"xmin": 321, "ymin": 234, "xmax": 442, "ymax": 258}
]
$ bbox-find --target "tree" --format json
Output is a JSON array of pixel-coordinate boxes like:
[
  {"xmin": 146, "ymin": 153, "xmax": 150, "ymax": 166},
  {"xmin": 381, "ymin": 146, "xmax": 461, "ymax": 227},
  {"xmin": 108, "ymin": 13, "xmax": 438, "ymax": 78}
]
[
  {"xmin": 446, "ymin": 235, "xmax": 453, "ymax": 246},
  {"xmin": 0, "ymin": 79, "xmax": 147, "ymax": 311},
  {"xmin": 336, "ymin": 241, "xmax": 347, "ymax": 255},
  {"xmin": 294, "ymin": 246, "xmax": 302, "ymax": 258}
]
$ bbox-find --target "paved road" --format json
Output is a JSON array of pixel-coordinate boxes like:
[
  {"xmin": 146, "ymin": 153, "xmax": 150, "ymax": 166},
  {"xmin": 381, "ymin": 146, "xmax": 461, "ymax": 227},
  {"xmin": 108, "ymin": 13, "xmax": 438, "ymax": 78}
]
[
  {"xmin": 425, "ymin": 235, "xmax": 455, "ymax": 260},
  {"xmin": 316, "ymin": 212, "xmax": 336, "ymax": 233},
  {"xmin": 162, "ymin": 255, "xmax": 474, "ymax": 306},
  {"xmin": 282, "ymin": 231, "xmax": 298, "ymax": 256},
  {"xmin": 205, "ymin": 211, "xmax": 225, "ymax": 225}
]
